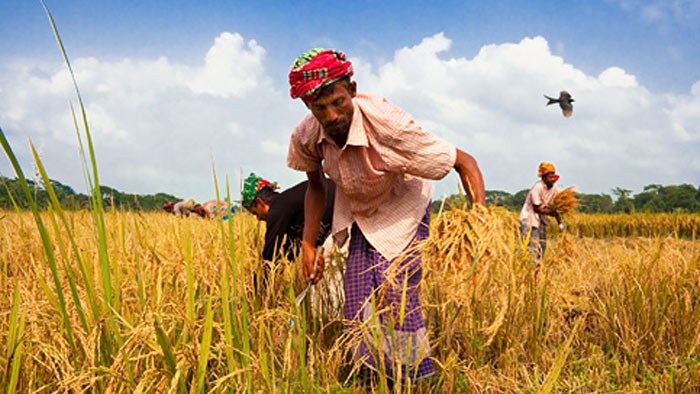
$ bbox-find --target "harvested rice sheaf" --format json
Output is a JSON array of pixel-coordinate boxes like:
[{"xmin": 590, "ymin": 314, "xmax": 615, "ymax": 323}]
[
  {"xmin": 549, "ymin": 186, "xmax": 580, "ymax": 215},
  {"xmin": 424, "ymin": 203, "xmax": 519, "ymax": 301}
]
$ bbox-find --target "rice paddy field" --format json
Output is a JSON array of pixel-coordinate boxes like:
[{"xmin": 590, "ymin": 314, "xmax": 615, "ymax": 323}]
[
  {"xmin": 1, "ymin": 6, "xmax": 699, "ymax": 393},
  {"xmin": 1, "ymin": 204, "xmax": 699, "ymax": 393}
]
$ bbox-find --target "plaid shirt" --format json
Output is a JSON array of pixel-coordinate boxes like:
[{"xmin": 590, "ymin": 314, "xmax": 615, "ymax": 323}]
[{"xmin": 287, "ymin": 93, "xmax": 456, "ymax": 259}]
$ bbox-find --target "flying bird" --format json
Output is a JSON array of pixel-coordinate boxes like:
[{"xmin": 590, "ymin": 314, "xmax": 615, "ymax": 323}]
[{"xmin": 544, "ymin": 91, "xmax": 574, "ymax": 118}]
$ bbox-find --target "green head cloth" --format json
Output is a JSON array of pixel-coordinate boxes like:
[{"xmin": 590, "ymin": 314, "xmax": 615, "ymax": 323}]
[{"xmin": 241, "ymin": 173, "xmax": 278, "ymax": 208}]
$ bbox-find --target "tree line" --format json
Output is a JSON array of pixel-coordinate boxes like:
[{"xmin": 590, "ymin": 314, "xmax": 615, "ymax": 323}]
[
  {"xmin": 431, "ymin": 183, "xmax": 700, "ymax": 214},
  {"xmin": 0, "ymin": 176, "xmax": 178, "ymax": 211},
  {"xmin": 2, "ymin": 176, "xmax": 698, "ymax": 214}
]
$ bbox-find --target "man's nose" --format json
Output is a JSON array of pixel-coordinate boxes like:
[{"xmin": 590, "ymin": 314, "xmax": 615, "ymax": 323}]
[{"xmin": 326, "ymin": 107, "xmax": 340, "ymax": 123}]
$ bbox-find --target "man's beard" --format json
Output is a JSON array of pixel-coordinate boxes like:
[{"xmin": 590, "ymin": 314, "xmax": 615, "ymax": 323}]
[{"xmin": 323, "ymin": 120, "xmax": 350, "ymax": 136}]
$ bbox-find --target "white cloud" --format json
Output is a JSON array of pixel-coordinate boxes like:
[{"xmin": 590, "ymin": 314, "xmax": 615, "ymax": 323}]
[
  {"xmin": 666, "ymin": 80, "xmax": 700, "ymax": 141},
  {"xmin": 352, "ymin": 33, "xmax": 699, "ymax": 194},
  {"xmin": 598, "ymin": 67, "xmax": 638, "ymax": 88},
  {"xmin": 1, "ymin": 32, "xmax": 698, "ymax": 203},
  {"xmin": 0, "ymin": 31, "xmax": 304, "ymax": 202},
  {"xmin": 189, "ymin": 32, "xmax": 267, "ymax": 98}
]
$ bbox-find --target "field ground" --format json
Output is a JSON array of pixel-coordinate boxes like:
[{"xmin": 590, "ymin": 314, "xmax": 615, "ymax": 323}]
[{"xmin": 1, "ymin": 208, "xmax": 699, "ymax": 393}]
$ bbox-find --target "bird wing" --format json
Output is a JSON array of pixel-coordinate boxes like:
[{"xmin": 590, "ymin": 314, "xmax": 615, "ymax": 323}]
[{"xmin": 562, "ymin": 107, "xmax": 573, "ymax": 117}]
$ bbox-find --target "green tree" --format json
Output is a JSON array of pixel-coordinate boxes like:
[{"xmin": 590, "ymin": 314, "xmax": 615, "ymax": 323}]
[
  {"xmin": 579, "ymin": 193, "xmax": 614, "ymax": 213},
  {"xmin": 612, "ymin": 187, "xmax": 634, "ymax": 213},
  {"xmin": 510, "ymin": 189, "xmax": 529, "ymax": 211},
  {"xmin": 613, "ymin": 184, "xmax": 700, "ymax": 213},
  {"xmin": 0, "ymin": 176, "xmax": 179, "ymax": 211},
  {"xmin": 486, "ymin": 190, "xmax": 513, "ymax": 207}
]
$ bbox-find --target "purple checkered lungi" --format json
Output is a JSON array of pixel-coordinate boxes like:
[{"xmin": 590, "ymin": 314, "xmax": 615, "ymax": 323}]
[{"xmin": 344, "ymin": 204, "xmax": 434, "ymax": 384}]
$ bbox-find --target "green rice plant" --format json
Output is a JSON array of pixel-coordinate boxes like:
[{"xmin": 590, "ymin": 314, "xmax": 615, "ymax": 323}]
[
  {"xmin": 192, "ymin": 285, "xmax": 215, "ymax": 394},
  {"xmin": 4, "ymin": 285, "xmax": 26, "ymax": 394},
  {"xmin": 32, "ymin": 142, "xmax": 94, "ymax": 333},
  {"xmin": 210, "ymin": 164, "xmax": 236, "ymax": 378},
  {"xmin": 2, "ymin": 4, "xmax": 700, "ymax": 392},
  {"xmin": 0, "ymin": 127, "xmax": 78, "ymax": 355},
  {"xmin": 154, "ymin": 319, "xmax": 177, "ymax": 376},
  {"xmin": 537, "ymin": 316, "xmax": 585, "ymax": 394},
  {"xmin": 40, "ymin": 0, "xmax": 124, "ymax": 370}
]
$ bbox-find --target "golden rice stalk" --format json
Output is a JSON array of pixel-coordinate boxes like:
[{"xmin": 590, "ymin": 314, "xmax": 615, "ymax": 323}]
[
  {"xmin": 481, "ymin": 291, "xmax": 508, "ymax": 346},
  {"xmin": 424, "ymin": 204, "xmax": 518, "ymax": 303},
  {"xmin": 558, "ymin": 230, "xmax": 576, "ymax": 257},
  {"xmin": 549, "ymin": 186, "xmax": 580, "ymax": 216}
]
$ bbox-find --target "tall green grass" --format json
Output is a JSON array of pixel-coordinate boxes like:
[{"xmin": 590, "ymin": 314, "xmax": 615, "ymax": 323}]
[{"xmin": 1, "ymin": 3, "xmax": 699, "ymax": 393}]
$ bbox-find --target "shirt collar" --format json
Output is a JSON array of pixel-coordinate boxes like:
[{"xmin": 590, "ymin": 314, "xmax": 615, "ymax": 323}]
[{"xmin": 315, "ymin": 96, "xmax": 369, "ymax": 148}]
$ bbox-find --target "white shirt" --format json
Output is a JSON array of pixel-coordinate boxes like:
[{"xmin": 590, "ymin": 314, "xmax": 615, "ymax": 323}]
[{"xmin": 519, "ymin": 180, "xmax": 559, "ymax": 228}]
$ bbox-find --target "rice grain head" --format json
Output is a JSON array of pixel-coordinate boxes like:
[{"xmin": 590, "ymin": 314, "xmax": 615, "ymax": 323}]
[{"xmin": 549, "ymin": 186, "xmax": 580, "ymax": 216}]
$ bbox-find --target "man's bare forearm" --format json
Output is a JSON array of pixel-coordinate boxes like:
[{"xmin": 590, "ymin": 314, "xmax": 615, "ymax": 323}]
[
  {"xmin": 301, "ymin": 169, "xmax": 326, "ymax": 283},
  {"xmin": 454, "ymin": 148, "xmax": 486, "ymax": 206},
  {"xmin": 303, "ymin": 170, "xmax": 325, "ymax": 248}
]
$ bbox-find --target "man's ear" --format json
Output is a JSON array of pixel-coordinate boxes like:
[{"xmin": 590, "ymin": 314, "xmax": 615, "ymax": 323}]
[{"xmin": 348, "ymin": 80, "xmax": 357, "ymax": 98}]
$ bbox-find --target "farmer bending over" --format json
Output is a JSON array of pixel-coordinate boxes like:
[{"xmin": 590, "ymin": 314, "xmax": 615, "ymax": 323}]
[
  {"xmin": 242, "ymin": 173, "xmax": 335, "ymax": 262},
  {"xmin": 201, "ymin": 200, "xmax": 231, "ymax": 219},
  {"xmin": 163, "ymin": 199, "xmax": 202, "ymax": 217},
  {"xmin": 286, "ymin": 48, "xmax": 486, "ymax": 386}
]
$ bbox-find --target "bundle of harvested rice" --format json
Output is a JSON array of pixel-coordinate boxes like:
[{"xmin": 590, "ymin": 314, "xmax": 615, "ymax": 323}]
[
  {"xmin": 422, "ymin": 203, "xmax": 523, "ymax": 348},
  {"xmin": 549, "ymin": 186, "xmax": 580, "ymax": 215},
  {"xmin": 423, "ymin": 203, "xmax": 518, "ymax": 301}
]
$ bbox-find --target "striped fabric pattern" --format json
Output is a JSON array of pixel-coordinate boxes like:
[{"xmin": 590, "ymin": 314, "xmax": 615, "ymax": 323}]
[
  {"xmin": 287, "ymin": 93, "xmax": 457, "ymax": 259},
  {"xmin": 344, "ymin": 205, "xmax": 434, "ymax": 383}
]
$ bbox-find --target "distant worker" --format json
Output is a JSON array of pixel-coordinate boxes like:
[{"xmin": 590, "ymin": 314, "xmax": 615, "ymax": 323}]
[
  {"xmin": 201, "ymin": 200, "xmax": 231, "ymax": 219},
  {"xmin": 241, "ymin": 173, "xmax": 335, "ymax": 262},
  {"xmin": 519, "ymin": 162, "xmax": 564, "ymax": 265},
  {"xmin": 163, "ymin": 198, "xmax": 201, "ymax": 217}
]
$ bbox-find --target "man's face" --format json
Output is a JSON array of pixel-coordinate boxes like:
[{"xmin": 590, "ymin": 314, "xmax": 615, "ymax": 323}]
[
  {"xmin": 543, "ymin": 172, "xmax": 559, "ymax": 188},
  {"xmin": 248, "ymin": 198, "xmax": 269, "ymax": 221},
  {"xmin": 307, "ymin": 80, "xmax": 357, "ymax": 137}
]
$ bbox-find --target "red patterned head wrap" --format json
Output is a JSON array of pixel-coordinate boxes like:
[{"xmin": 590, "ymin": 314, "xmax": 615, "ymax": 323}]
[{"xmin": 289, "ymin": 48, "xmax": 354, "ymax": 103}]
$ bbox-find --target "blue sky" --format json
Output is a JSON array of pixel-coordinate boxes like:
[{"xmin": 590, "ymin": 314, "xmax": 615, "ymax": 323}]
[{"xmin": 1, "ymin": 0, "xmax": 699, "ymax": 202}]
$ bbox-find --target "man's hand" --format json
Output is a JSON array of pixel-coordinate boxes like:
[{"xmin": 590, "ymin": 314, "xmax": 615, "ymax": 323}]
[{"xmin": 301, "ymin": 241, "xmax": 325, "ymax": 284}]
